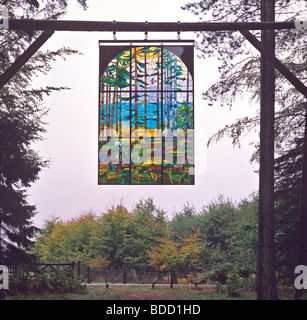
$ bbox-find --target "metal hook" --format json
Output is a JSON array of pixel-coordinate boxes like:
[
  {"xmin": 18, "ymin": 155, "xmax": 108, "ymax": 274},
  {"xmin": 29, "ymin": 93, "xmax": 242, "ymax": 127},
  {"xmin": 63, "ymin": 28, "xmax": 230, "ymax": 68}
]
[
  {"xmin": 113, "ymin": 20, "xmax": 117, "ymax": 40},
  {"xmin": 177, "ymin": 21, "xmax": 181, "ymax": 40},
  {"xmin": 145, "ymin": 21, "xmax": 148, "ymax": 40}
]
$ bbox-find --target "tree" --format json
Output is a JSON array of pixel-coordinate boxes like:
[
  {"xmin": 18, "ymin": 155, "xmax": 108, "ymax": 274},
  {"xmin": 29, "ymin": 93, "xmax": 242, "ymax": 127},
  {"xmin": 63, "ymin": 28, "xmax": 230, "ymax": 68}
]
[
  {"xmin": 37, "ymin": 220, "xmax": 68, "ymax": 262},
  {"xmin": 0, "ymin": 0, "xmax": 87, "ymax": 272},
  {"xmin": 33, "ymin": 199, "xmax": 168, "ymax": 271},
  {"xmin": 32, "ymin": 216, "xmax": 59, "ymax": 261},
  {"xmin": 274, "ymin": 130, "xmax": 307, "ymax": 297},
  {"xmin": 148, "ymin": 231, "xmax": 203, "ymax": 282},
  {"xmin": 295, "ymin": 111, "xmax": 307, "ymax": 300},
  {"xmin": 92, "ymin": 199, "xmax": 168, "ymax": 269},
  {"xmin": 256, "ymin": 0, "xmax": 278, "ymax": 301},
  {"xmin": 183, "ymin": 0, "xmax": 306, "ymax": 157},
  {"xmin": 62, "ymin": 213, "xmax": 98, "ymax": 264},
  {"xmin": 148, "ymin": 237, "xmax": 180, "ymax": 280},
  {"xmin": 89, "ymin": 254, "xmax": 111, "ymax": 270},
  {"xmin": 34, "ymin": 213, "xmax": 98, "ymax": 264},
  {"xmin": 169, "ymin": 202, "xmax": 200, "ymax": 243},
  {"xmin": 127, "ymin": 198, "xmax": 167, "ymax": 268},
  {"xmin": 199, "ymin": 196, "xmax": 239, "ymax": 251},
  {"xmin": 179, "ymin": 230, "xmax": 203, "ymax": 273},
  {"xmin": 183, "ymin": 0, "xmax": 306, "ymax": 299},
  {"xmin": 94, "ymin": 205, "xmax": 134, "ymax": 268}
]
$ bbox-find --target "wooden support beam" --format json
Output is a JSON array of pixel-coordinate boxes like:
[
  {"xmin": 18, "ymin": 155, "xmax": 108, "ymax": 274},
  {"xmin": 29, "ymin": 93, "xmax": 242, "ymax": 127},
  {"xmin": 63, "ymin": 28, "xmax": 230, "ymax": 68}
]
[
  {"xmin": 0, "ymin": 29, "xmax": 54, "ymax": 89},
  {"xmin": 240, "ymin": 29, "xmax": 307, "ymax": 98},
  {"xmin": 256, "ymin": 0, "xmax": 278, "ymax": 301},
  {"xmin": 7, "ymin": 19, "xmax": 295, "ymax": 32}
]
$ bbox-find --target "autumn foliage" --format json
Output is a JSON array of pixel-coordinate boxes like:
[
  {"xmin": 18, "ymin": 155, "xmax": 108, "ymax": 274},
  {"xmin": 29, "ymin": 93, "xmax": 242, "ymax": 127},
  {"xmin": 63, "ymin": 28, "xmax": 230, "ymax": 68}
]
[{"xmin": 33, "ymin": 196, "xmax": 262, "ymax": 282}]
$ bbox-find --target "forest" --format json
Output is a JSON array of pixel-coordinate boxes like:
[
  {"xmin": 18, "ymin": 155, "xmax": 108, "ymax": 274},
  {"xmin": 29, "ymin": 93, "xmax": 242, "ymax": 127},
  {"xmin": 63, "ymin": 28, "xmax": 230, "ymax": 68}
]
[{"xmin": 31, "ymin": 194, "xmax": 296, "ymax": 288}]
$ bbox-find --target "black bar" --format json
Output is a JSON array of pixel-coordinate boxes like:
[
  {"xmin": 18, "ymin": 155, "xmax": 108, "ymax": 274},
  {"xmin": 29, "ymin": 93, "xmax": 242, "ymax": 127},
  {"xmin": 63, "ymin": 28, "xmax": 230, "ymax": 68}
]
[{"xmin": 8, "ymin": 19, "xmax": 295, "ymax": 32}]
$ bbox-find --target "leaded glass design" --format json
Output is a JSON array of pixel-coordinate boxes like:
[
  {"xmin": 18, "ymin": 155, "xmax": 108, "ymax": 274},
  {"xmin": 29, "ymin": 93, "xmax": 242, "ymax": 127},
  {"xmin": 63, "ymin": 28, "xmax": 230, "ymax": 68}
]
[{"xmin": 98, "ymin": 42, "xmax": 194, "ymax": 185}]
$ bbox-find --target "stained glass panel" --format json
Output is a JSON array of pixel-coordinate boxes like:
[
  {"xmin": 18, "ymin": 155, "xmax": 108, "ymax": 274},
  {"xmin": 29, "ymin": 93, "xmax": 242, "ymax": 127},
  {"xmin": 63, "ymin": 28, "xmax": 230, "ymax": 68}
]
[{"xmin": 98, "ymin": 42, "xmax": 194, "ymax": 185}]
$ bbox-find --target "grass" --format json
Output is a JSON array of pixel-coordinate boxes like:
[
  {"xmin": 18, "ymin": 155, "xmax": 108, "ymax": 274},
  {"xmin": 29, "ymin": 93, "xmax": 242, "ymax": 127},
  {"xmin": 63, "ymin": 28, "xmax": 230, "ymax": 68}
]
[{"xmin": 5, "ymin": 284, "xmax": 293, "ymax": 300}]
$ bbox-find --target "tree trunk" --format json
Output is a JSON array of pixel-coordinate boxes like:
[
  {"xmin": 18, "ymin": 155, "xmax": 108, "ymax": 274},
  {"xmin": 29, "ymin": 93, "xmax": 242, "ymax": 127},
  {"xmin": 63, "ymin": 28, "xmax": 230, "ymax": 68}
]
[
  {"xmin": 0, "ymin": 224, "xmax": 4, "ymax": 300},
  {"xmin": 170, "ymin": 269, "xmax": 177, "ymax": 287},
  {"xmin": 294, "ymin": 106, "xmax": 307, "ymax": 300},
  {"xmin": 256, "ymin": 0, "xmax": 278, "ymax": 300}
]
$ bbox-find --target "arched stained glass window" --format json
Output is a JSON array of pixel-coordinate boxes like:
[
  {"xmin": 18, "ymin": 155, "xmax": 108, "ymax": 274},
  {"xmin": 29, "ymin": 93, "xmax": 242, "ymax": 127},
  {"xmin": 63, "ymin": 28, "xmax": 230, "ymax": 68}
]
[{"xmin": 98, "ymin": 41, "xmax": 194, "ymax": 185}]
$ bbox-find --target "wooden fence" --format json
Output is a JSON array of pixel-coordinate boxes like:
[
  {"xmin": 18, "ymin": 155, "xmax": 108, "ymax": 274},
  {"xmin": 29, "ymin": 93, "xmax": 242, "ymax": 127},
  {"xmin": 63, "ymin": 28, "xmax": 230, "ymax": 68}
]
[
  {"xmin": 79, "ymin": 264, "xmax": 191, "ymax": 286},
  {"xmin": 7, "ymin": 262, "xmax": 76, "ymax": 280},
  {"xmin": 8, "ymin": 262, "xmax": 197, "ymax": 286}
]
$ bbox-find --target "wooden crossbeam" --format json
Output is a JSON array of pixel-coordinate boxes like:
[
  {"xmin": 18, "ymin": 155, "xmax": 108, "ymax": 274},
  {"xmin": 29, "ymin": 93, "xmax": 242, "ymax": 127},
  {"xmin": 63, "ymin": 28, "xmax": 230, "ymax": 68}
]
[
  {"xmin": 7, "ymin": 19, "xmax": 295, "ymax": 32},
  {"xmin": 1, "ymin": 19, "xmax": 302, "ymax": 94}
]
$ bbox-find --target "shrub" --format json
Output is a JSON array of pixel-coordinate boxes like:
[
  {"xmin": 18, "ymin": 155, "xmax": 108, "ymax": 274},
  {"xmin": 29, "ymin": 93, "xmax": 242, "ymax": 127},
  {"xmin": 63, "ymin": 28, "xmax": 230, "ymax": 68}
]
[
  {"xmin": 8, "ymin": 266, "xmax": 85, "ymax": 295},
  {"xmin": 8, "ymin": 274, "xmax": 32, "ymax": 295},
  {"xmin": 29, "ymin": 268, "xmax": 85, "ymax": 294},
  {"xmin": 205, "ymin": 268, "xmax": 229, "ymax": 284},
  {"xmin": 7, "ymin": 265, "xmax": 35, "ymax": 295},
  {"xmin": 226, "ymin": 274, "xmax": 256, "ymax": 295}
]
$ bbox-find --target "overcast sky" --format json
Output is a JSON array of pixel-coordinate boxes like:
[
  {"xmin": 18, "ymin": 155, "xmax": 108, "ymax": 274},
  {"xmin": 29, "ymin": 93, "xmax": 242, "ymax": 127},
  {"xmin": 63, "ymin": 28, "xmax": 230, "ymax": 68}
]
[{"xmin": 28, "ymin": 0, "xmax": 260, "ymax": 227}]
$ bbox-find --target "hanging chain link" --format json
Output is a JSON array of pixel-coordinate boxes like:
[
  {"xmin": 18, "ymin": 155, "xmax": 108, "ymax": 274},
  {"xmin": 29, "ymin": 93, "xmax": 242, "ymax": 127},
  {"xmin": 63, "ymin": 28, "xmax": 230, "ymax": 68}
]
[
  {"xmin": 145, "ymin": 21, "xmax": 148, "ymax": 40},
  {"xmin": 177, "ymin": 21, "xmax": 181, "ymax": 40},
  {"xmin": 113, "ymin": 20, "xmax": 117, "ymax": 40}
]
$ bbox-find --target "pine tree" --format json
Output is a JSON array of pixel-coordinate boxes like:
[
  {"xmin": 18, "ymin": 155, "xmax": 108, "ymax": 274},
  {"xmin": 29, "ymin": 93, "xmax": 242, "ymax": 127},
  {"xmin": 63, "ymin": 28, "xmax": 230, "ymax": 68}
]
[
  {"xmin": 0, "ymin": 0, "xmax": 87, "ymax": 270},
  {"xmin": 183, "ymin": 0, "xmax": 306, "ymax": 300},
  {"xmin": 274, "ymin": 135, "xmax": 303, "ymax": 279}
]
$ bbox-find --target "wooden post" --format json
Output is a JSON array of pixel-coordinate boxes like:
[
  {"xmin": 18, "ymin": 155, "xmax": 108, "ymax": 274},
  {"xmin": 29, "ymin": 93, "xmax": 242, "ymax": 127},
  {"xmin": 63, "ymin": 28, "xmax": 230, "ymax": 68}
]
[
  {"xmin": 256, "ymin": 0, "xmax": 278, "ymax": 300},
  {"xmin": 87, "ymin": 266, "xmax": 91, "ymax": 284},
  {"xmin": 123, "ymin": 265, "xmax": 126, "ymax": 284},
  {"xmin": 71, "ymin": 261, "xmax": 75, "ymax": 279}
]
